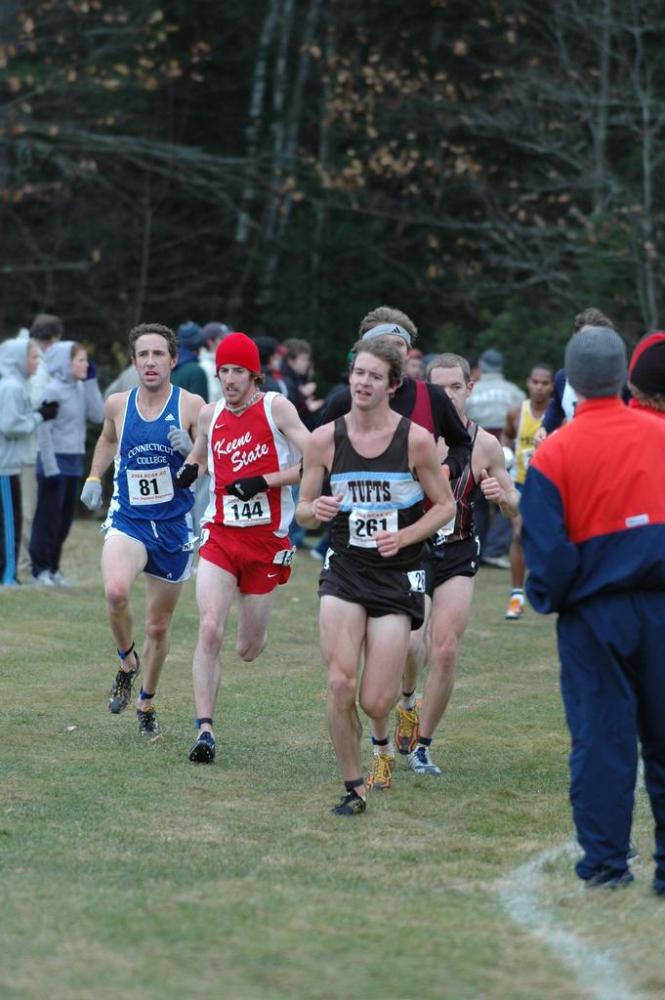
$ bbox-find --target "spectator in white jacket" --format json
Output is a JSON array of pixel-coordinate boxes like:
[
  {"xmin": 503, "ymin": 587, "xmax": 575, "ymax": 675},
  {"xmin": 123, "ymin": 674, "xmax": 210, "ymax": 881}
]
[
  {"xmin": 30, "ymin": 341, "xmax": 104, "ymax": 586},
  {"xmin": 0, "ymin": 338, "xmax": 59, "ymax": 586}
]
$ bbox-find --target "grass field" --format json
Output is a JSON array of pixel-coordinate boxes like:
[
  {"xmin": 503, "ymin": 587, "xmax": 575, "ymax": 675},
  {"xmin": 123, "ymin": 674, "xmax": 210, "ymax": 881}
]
[{"xmin": 2, "ymin": 520, "xmax": 664, "ymax": 1000}]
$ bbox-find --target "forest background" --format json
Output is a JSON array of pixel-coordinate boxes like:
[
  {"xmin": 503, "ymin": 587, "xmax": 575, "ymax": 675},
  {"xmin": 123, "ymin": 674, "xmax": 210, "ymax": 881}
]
[{"xmin": 1, "ymin": 0, "xmax": 664, "ymax": 388}]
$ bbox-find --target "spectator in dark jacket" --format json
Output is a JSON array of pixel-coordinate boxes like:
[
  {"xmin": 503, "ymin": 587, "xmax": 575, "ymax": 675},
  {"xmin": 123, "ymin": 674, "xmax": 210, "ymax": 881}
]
[
  {"xmin": 171, "ymin": 321, "xmax": 208, "ymax": 401},
  {"xmin": 522, "ymin": 326, "xmax": 665, "ymax": 894},
  {"xmin": 254, "ymin": 336, "xmax": 287, "ymax": 394},
  {"xmin": 282, "ymin": 338, "xmax": 323, "ymax": 431}
]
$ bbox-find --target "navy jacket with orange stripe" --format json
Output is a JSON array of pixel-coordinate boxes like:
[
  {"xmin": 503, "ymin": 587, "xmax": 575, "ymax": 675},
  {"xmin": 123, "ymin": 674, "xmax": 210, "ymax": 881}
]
[{"xmin": 521, "ymin": 397, "xmax": 665, "ymax": 614}]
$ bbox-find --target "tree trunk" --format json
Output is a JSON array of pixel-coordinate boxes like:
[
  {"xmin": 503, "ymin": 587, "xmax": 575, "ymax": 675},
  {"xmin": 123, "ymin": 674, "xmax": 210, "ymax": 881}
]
[{"xmin": 235, "ymin": 0, "xmax": 280, "ymax": 247}]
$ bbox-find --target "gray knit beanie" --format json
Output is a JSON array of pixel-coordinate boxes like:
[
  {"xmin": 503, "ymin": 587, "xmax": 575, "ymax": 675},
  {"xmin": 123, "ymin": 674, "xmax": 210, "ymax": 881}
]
[{"xmin": 564, "ymin": 326, "xmax": 626, "ymax": 398}]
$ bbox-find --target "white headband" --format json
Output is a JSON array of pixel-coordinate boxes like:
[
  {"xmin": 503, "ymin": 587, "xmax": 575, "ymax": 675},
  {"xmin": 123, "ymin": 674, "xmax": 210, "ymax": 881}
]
[{"xmin": 361, "ymin": 323, "xmax": 412, "ymax": 348}]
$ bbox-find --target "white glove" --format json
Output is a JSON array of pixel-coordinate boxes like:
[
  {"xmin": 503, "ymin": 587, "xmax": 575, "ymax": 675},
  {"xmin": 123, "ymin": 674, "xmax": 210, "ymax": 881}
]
[
  {"xmin": 168, "ymin": 426, "xmax": 194, "ymax": 456},
  {"xmin": 80, "ymin": 478, "xmax": 103, "ymax": 511}
]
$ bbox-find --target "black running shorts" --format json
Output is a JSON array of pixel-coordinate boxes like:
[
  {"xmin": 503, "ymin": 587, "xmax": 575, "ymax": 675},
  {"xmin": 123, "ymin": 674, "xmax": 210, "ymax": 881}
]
[
  {"xmin": 426, "ymin": 535, "xmax": 480, "ymax": 597},
  {"xmin": 318, "ymin": 548, "xmax": 425, "ymax": 630}
]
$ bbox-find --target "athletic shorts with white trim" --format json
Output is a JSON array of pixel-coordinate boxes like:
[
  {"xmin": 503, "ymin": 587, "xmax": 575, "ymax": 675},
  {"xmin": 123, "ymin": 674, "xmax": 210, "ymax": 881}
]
[
  {"xmin": 426, "ymin": 535, "xmax": 480, "ymax": 597},
  {"xmin": 104, "ymin": 510, "xmax": 194, "ymax": 583},
  {"xmin": 318, "ymin": 547, "xmax": 425, "ymax": 630},
  {"xmin": 199, "ymin": 523, "xmax": 294, "ymax": 595}
]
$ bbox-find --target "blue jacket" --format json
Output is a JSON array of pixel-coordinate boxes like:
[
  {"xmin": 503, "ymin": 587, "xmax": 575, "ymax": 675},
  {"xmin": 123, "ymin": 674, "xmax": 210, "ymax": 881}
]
[{"xmin": 522, "ymin": 397, "xmax": 665, "ymax": 614}]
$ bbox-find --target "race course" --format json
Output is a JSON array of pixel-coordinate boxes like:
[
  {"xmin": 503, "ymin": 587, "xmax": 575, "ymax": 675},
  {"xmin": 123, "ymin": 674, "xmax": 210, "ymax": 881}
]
[{"xmin": 2, "ymin": 520, "xmax": 664, "ymax": 1000}]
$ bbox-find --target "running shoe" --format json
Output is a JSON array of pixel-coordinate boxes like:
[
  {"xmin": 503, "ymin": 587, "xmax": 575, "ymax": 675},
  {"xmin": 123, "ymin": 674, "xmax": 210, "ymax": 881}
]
[
  {"xmin": 331, "ymin": 789, "xmax": 366, "ymax": 816},
  {"xmin": 189, "ymin": 730, "xmax": 216, "ymax": 764},
  {"xmin": 50, "ymin": 571, "xmax": 72, "ymax": 587},
  {"xmin": 107, "ymin": 653, "xmax": 141, "ymax": 714},
  {"xmin": 407, "ymin": 744, "xmax": 441, "ymax": 776},
  {"xmin": 137, "ymin": 707, "xmax": 161, "ymax": 737},
  {"xmin": 505, "ymin": 596, "xmax": 524, "ymax": 620},
  {"xmin": 394, "ymin": 704, "xmax": 420, "ymax": 755},
  {"xmin": 366, "ymin": 752, "xmax": 395, "ymax": 791}
]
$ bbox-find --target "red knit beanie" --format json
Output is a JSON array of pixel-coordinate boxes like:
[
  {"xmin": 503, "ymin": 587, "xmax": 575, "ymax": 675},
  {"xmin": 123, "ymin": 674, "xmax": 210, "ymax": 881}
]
[
  {"xmin": 628, "ymin": 331, "xmax": 665, "ymax": 395},
  {"xmin": 215, "ymin": 332, "xmax": 260, "ymax": 374}
]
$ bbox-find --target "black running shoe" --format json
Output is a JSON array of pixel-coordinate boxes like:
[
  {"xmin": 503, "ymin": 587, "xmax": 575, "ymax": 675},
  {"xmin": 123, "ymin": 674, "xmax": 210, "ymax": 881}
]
[
  {"xmin": 189, "ymin": 730, "xmax": 215, "ymax": 764},
  {"xmin": 137, "ymin": 707, "xmax": 161, "ymax": 737},
  {"xmin": 331, "ymin": 789, "xmax": 366, "ymax": 816},
  {"xmin": 108, "ymin": 654, "xmax": 141, "ymax": 714},
  {"xmin": 585, "ymin": 866, "xmax": 634, "ymax": 889}
]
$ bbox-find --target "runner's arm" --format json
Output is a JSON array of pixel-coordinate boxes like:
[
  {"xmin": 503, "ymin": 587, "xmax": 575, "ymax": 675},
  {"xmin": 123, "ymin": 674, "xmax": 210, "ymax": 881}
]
[
  {"xmin": 428, "ymin": 383, "xmax": 472, "ymax": 479},
  {"xmin": 375, "ymin": 430, "xmax": 455, "ymax": 558},
  {"xmin": 183, "ymin": 401, "xmax": 214, "ymax": 471},
  {"xmin": 478, "ymin": 434, "xmax": 520, "ymax": 517},
  {"xmin": 502, "ymin": 405, "xmax": 519, "ymax": 448},
  {"xmin": 86, "ymin": 397, "xmax": 121, "ymax": 479},
  {"xmin": 296, "ymin": 426, "xmax": 339, "ymax": 528},
  {"xmin": 264, "ymin": 394, "xmax": 311, "ymax": 488}
]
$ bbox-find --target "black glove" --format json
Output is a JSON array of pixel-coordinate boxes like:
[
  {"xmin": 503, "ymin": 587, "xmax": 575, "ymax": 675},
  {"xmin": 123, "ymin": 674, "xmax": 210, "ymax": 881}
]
[
  {"xmin": 38, "ymin": 400, "xmax": 59, "ymax": 422},
  {"xmin": 174, "ymin": 463, "xmax": 199, "ymax": 489},
  {"xmin": 226, "ymin": 475, "xmax": 268, "ymax": 500}
]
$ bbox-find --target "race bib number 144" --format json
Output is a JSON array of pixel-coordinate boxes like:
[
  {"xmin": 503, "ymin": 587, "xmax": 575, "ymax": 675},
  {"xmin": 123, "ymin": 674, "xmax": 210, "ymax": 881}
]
[{"xmin": 223, "ymin": 491, "xmax": 271, "ymax": 527}]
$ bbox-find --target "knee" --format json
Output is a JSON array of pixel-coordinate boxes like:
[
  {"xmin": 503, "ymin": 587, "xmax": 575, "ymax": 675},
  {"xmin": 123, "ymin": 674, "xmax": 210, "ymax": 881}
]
[
  {"xmin": 431, "ymin": 633, "xmax": 459, "ymax": 671},
  {"xmin": 236, "ymin": 634, "xmax": 265, "ymax": 662},
  {"xmin": 105, "ymin": 580, "xmax": 131, "ymax": 613},
  {"xmin": 327, "ymin": 669, "xmax": 356, "ymax": 710},
  {"xmin": 145, "ymin": 616, "xmax": 170, "ymax": 645},
  {"xmin": 359, "ymin": 690, "xmax": 394, "ymax": 720},
  {"xmin": 198, "ymin": 612, "xmax": 224, "ymax": 654}
]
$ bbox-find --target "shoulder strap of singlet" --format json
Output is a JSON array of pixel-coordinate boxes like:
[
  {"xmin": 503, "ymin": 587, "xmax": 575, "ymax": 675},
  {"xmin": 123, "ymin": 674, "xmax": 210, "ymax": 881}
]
[
  {"xmin": 410, "ymin": 379, "xmax": 435, "ymax": 433},
  {"xmin": 333, "ymin": 416, "xmax": 347, "ymax": 444},
  {"xmin": 467, "ymin": 418, "xmax": 479, "ymax": 446}
]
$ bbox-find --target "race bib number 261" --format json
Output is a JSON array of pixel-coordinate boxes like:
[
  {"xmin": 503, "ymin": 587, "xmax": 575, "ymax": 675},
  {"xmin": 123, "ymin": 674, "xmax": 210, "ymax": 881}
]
[{"xmin": 348, "ymin": 507, "xmax": 398, "ymax": 548}]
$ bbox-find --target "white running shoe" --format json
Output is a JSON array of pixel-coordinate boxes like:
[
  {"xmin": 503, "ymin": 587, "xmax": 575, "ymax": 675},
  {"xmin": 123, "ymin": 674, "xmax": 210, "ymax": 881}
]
[
  {"xmin": 408, "ymin": 745, "xmax": 441, "ymax": 776},
  {"xmin": 32, "ymin": 570, "xmax": 55, "ymax": 587},
  {"xmin": 50, "ymin": 571, "xmax": 71, "ymax": 587}
]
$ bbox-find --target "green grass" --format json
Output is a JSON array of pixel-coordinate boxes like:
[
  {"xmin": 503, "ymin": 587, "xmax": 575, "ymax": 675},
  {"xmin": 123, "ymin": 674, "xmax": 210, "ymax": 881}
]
[{"xmin": 1, "ymin": 521, "xmax": 663, "ymax": 999}]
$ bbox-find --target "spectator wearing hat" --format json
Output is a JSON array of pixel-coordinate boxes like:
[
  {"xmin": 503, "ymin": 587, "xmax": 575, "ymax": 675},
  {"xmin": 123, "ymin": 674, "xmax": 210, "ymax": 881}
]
[
  {"xmin": 171, "ymin": 321, "xmax": 208, "ymax": 401},
  {"xmin": 539, "ymin": 308, "xmax": 615, "ymax": 438},
  {"xmin": 465, "ymin": 348, "xmax": 524, "ymax": 566},
  {"xmin": 627, "ymin": 332, "xmax": 665, "ymax": 418},
  {"xmin": 465, "ymin": 349, "xmax": 525, "ymax": 436},
  {"xmin": 521, "ymin": 325, "xmax": 665, "ymax": 893},
  {"xmin": 199, "ymin": 322, "xmax": 230, "ymax": 403}
]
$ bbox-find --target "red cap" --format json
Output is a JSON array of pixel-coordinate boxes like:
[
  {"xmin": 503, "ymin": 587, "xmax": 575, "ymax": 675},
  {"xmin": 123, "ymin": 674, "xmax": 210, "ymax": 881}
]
[{"xmin": 215, "ymin": 332, "xmax": 260, "ymax": 374}]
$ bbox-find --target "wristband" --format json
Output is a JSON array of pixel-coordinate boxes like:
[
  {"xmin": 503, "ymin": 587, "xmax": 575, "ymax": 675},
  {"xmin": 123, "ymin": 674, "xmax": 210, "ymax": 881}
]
[{"xmin": 86, "ymin": 476, "xmax": 101, "ymax": 483}]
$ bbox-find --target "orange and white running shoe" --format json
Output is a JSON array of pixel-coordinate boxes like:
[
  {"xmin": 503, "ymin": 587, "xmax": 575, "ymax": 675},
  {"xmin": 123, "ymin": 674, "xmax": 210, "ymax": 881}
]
[{"xmin": 505, "ymin": 595, "xmax": 524, "ymax": 620}]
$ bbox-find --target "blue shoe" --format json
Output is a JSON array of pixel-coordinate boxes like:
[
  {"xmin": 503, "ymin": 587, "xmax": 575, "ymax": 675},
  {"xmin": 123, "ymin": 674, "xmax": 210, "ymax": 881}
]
[
  {"xmin": 585, "ymin": 866, "xmax": 634, "ymax": 889},
  {"xmin": 407, "ymin": 744, "xmax": 441, "ymax": 776}
]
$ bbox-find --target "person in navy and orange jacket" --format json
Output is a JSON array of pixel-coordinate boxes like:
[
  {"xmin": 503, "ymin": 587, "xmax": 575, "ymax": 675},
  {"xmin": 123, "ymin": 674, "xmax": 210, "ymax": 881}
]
[{"xmin": 521, "ymin": 325, "xmax": 665, "ymax": 894}]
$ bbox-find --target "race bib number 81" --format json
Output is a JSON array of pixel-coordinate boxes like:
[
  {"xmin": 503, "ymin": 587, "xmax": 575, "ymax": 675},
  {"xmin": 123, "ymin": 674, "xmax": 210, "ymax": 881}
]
[
  {"xmin": 127, "ymin": 466, "xmax": 174, "ymax": 505},
  {"xmin": 223, "ymin": 491, "xmax": 271, "ymax": 527},
  {"xmin": 348, "ymin": 507, "xmax": 397, "ymax": 547}
]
